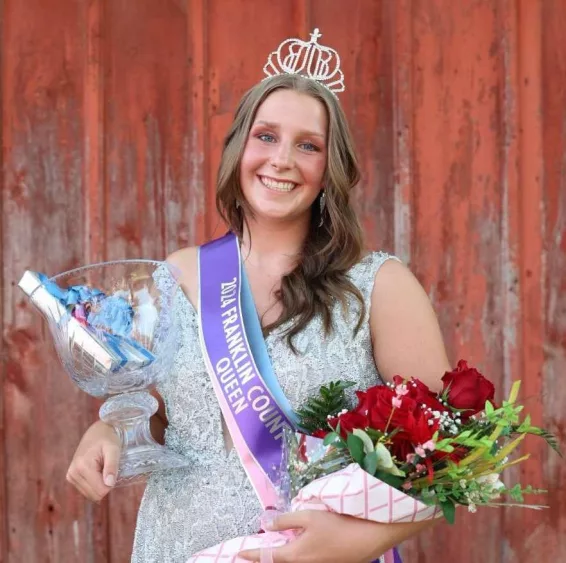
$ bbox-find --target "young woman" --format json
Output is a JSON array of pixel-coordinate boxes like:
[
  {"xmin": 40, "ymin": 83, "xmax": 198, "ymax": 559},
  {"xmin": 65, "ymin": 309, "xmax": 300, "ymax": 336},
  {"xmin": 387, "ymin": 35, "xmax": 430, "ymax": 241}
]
[{"xmin": 67, "ymin": 34, "xmax": 450, "ymax": 563}]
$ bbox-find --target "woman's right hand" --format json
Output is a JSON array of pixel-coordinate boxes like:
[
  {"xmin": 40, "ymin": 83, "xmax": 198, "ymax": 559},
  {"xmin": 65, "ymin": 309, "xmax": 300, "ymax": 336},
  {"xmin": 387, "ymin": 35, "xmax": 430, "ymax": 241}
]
[{"xmin": 66, "ymin": 420, "xmax": 121, "ymax": 502}]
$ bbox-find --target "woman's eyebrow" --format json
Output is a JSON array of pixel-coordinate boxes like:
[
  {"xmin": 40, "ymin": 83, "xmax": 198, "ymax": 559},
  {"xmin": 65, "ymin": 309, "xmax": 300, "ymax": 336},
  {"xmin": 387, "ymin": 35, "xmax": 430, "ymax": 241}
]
[{"xmin": 254, "ymin": 120, "xmax": 326, "ymax": 139}]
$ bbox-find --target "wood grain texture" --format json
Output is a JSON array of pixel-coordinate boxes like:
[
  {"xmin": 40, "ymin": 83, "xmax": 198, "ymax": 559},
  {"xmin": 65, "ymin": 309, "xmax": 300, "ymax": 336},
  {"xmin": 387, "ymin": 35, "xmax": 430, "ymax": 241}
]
[
  {"xmin": 101, "ymin": 1, "xmax": 192, "ymax": 560},
  {"xmin": 402, "ymin": 1, "xmax": 508, "ymax": 558},
  {"xmin": 541, "ymin": 2, "xmax": 566, "ymax": 557},
  {"xmin": 1, "ymin": 1, "xmax": 563, "ymax": 561},
  {"xmin": 2, "ymin": 0, "xmax": 99, "ymax": 561}
]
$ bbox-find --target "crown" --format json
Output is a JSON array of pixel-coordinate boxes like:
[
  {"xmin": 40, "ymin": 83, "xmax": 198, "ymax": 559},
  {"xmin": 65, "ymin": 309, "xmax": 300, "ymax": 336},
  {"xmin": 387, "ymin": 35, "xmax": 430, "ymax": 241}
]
[{"xmin": 263, "ymin": 28, "xmax": 345, "ymax": 95}]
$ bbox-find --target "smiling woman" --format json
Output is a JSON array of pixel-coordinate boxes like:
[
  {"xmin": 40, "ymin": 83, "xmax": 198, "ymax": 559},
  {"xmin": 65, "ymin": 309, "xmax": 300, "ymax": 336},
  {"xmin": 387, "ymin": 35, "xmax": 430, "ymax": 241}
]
[
  {"xmin": 240, "ymin": 89, "xmax": 327, "ymax": 220},
  {"xmin": 66, "ymin": 30, "xmax": 451, "ymax": 563}
]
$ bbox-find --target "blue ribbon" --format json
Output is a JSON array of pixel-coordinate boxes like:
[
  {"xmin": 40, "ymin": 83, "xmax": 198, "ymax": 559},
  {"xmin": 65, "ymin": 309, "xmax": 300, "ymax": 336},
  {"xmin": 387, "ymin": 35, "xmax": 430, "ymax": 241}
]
[
  {"xmin": 38, "ymin": 273, "xmax": 132, "ymax": 338},
  {"xmin": 88, "ymin": 295, "xmax": 133, "ymax": 337},
  {"xmin": 240, "ymin": 260, "xmax": 299, "ymax": 428}
]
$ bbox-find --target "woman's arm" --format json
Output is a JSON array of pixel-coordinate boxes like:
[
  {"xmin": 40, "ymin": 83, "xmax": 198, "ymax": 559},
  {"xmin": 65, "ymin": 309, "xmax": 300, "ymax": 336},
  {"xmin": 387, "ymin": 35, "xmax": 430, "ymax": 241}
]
[
  {"xmin": 359, "ymin": 258, "xmax": 450, "ymax": 548},
  {"xmin": 370, "ymin": 258, "xmax": 451, "ymax": 389}
]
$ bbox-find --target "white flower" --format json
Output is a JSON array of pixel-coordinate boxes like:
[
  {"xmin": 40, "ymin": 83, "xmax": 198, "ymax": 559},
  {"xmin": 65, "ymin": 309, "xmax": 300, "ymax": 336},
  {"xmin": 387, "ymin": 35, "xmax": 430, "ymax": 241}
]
[
  {"xmin": 468, "ymin": 503, "xmax": 477, "ymax": 513},
  {"xmin": 477, "ymin": 473, "xmax": 506, "ymax": 499},
  {"xmin": 477, "ymin": 473, "xmax": 505, "ymax": 489},
  {"xmin": 460, "ymin": 479, "xmax": 467, "ymax": 488}
]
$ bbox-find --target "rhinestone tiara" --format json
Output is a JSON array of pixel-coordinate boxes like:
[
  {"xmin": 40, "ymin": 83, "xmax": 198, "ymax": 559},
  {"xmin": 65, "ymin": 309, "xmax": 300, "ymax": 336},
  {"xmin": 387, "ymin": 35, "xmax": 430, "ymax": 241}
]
[{"xmin": 263, "ymin": 28, "xmax": 345, "ymax": 95}]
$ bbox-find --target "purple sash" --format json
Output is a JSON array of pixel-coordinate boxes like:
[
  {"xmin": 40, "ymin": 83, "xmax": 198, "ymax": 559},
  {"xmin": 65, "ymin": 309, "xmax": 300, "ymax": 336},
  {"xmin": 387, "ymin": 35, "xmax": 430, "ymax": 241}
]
[{"xmin": 198, "ymin": 233, "xmax": 294, "ymax": 507}]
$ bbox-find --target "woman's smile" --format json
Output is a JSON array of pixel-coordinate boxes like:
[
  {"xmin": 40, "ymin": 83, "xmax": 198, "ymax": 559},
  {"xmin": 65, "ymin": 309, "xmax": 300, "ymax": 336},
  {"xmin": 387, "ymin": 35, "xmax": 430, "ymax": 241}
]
[{"xmin": 258, "ymin": 175, "xmax": 298, "ymax": 193}]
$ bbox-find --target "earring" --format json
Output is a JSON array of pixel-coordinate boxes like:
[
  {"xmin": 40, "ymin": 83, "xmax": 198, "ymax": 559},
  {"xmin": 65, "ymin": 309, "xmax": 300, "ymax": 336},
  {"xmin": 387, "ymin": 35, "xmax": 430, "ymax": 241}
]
[
  {"xmin": 319, "ymin": 191, "xmax": 326, "ymax": 227},
  {"xmin": 236, "ymin": 200, "xmax": 241, "ymax": 209}
]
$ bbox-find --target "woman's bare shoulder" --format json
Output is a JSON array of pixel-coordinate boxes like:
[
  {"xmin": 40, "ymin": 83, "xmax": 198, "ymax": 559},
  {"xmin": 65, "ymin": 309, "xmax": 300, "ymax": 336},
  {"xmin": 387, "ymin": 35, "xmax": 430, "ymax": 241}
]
[
  {"xmin": 167, "ymin": 246, "xmax": 198, "ymax": 269},
  {"xmin": 369, "ymin": 259, "xmax": 451, "ymax": 390},
  {"xmin": 166, "ymin": 246, "xmax": 199, "ymax": 306}
]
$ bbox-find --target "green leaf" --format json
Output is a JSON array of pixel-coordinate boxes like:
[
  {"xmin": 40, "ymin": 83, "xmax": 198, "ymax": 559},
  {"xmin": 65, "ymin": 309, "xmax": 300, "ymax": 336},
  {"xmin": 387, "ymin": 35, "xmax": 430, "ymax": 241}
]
[
  {"xmin": 521, "ymin": 427, "xmax": 563, "ymax": 457},
  {"xmin": 347, "ymin": 433, "xmax": 365, "ymax": 464},
  {"xmin": 353, "ymin": 428, "xmax": 375, "ymax": 454},
  {"xmin": 441, "ymin": 500, "xmax": 456, "ymax": 524},
  {"xmin": 323, "ymin": 432, "xmax": 339, "ymax": 446},
  {"xmin": 373, "ymin": 469, "xmax": 405, "ymax": 489},
  {"xmin": 363, "ymin": 451, "xmax": 379, "ymax": 475},
  {"xmin": 517, "ymin": 415, "xmax": 531, "ymax": 432},
  {"xmin": 365, "ymin": 428, "xmax": 386, "ymax": 441},
  {"xmin": 336, "ymin": 438, "xmax": 348, "ymax": 449},
  {"xmin": 485, "ymin": 401, "xmax": 494, "ymax": 415}
]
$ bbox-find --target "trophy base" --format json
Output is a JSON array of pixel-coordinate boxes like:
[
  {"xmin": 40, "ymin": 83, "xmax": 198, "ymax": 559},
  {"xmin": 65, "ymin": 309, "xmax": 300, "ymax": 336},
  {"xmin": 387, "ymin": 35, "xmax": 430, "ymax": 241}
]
[
  {"xmin": 116, "ymin": 444, "xmax": 191, "ymax": 487},
  {"xmin": 99, "ymin": 391, "xmax": 190, "ymax": 486}
]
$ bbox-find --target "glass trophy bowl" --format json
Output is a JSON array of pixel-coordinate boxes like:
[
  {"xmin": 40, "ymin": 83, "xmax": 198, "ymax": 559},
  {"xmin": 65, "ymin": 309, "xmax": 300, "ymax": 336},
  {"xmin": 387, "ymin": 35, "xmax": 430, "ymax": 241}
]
[{"xmin": 19, "ymin": 260, "xmax": 190, "ymax": 485}]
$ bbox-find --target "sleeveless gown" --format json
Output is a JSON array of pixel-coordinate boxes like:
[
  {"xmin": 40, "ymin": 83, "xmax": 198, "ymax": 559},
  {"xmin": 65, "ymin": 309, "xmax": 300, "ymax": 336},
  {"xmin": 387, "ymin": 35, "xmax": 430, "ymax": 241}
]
[{"xmin": 132, "ymin": 251, "xmax": 398, "ymax": 562}]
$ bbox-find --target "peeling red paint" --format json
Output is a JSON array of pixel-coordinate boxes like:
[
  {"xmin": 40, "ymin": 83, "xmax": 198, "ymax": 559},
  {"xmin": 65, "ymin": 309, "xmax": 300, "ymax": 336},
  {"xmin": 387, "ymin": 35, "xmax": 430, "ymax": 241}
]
[{"xmin": 1, "ymin": 1, "xmax": 564, "ymax": 562}]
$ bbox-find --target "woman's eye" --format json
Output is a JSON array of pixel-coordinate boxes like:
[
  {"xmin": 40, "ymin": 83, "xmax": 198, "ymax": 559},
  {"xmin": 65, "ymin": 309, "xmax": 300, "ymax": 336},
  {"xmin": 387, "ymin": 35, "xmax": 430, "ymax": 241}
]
[
  {"xmin": 258, "ymin": 133, "xmax": 276, "ymax": 143},
  {"xmin": 300, "ymin": 142, "xmax": 320, "ymax": 152}
]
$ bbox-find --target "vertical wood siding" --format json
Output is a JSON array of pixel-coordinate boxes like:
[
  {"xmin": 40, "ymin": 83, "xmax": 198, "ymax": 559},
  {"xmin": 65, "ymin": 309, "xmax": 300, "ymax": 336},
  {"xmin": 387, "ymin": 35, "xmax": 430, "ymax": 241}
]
[{"xmin": 1, "ymin": 1, "xmax": 564, "ymax": 561}]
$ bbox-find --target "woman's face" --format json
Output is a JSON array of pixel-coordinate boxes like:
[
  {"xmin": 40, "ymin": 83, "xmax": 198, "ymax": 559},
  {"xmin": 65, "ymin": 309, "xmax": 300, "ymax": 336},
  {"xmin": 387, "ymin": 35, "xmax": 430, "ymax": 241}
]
[{"xmin": 240, "ymin": 89, "xmax": 328, "ymax": 224}]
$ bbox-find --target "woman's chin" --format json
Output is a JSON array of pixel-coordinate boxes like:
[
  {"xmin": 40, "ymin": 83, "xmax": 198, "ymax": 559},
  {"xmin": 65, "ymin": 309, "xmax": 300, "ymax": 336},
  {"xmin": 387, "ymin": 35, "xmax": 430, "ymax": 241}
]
[{"xmin": 248, "ymin": 207, "xmax": 308, "ymax": 225}]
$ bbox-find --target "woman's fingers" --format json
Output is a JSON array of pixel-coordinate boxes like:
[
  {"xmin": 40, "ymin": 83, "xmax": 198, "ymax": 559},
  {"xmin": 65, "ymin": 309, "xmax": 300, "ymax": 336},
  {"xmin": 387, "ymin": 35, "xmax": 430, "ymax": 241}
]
[{"xmin": 67, "ymin": 448, "xmax": 116, "ymax": 502}]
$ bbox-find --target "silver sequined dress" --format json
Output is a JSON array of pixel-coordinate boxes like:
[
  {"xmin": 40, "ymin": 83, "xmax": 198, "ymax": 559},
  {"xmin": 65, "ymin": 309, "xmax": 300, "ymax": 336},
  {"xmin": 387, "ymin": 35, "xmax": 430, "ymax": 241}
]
[{"xmin": 132, "ymin": 252, "xmax": 398, "ymax": 562}]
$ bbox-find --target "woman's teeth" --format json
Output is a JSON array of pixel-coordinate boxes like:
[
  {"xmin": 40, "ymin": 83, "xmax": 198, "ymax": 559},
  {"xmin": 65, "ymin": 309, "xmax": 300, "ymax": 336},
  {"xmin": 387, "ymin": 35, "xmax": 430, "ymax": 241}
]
[{"xmin": 260, "ymin": 176, "xmax": 296, "ymax": 192}]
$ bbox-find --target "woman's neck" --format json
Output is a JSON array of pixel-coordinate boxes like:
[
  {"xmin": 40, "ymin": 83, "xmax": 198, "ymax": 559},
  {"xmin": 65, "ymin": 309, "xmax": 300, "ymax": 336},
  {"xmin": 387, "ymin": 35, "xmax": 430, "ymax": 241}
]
[{"xmin": 239, "ymin": 215, "xmax": 309, "ymax": 269}]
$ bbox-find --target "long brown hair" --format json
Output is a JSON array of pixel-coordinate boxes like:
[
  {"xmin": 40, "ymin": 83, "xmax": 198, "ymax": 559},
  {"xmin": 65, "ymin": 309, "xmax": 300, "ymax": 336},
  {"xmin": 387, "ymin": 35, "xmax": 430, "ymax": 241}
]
[{"xmin": 216, "ymin": 74, "xmax": 366, "ymax": 351}]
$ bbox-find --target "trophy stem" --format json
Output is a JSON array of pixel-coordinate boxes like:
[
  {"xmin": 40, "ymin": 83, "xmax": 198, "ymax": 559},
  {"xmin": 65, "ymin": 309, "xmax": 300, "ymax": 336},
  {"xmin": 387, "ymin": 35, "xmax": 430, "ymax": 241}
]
[{"xmin": 99, "ymin": 391, "xmax": 189, "ymax": 486}]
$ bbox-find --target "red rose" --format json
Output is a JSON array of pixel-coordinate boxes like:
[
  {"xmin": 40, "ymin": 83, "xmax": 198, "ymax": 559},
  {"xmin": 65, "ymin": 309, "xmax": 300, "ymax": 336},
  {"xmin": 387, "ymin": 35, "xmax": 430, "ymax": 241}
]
[
  {"xmin": 334, "ymin": 382, "xmax": 447, "ymax": 464},
  {"xmin": 392, "ymin": 375, "xmax": 448, "ymax": 413},
  {"xmin": 387, "ymin": 410, "xmax": 440, "ymax": 462},
  {"xmin": 353, "ymin": 386, "xmax": 393, "ymax": 416},
  {"xmin": 331, "ymin": 411, "xmax": 369, "ymax": 438},
  {"xmin": 354, "ymin": 384, "xmax": 439, "ymax": 437},
  {"xmin": 441, "ymin": 360, "xmax": 495, "ymax": 418},
  {"xmin": 352, "ymin": 386, "xmax": 396, "ymax": 430},
  {"xmin": 406, "ymin": 409, "xmax": 439, "ymax": 445},
  {"xmin": 311, "ymin": 429, "xmax": 329, "ymax": 439}
]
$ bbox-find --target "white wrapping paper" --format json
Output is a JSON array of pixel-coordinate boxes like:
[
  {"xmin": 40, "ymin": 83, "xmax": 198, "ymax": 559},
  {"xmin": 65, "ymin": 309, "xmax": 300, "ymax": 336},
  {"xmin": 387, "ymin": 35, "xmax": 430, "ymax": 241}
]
[{"xmin": 186, "ymin": 464, "xmax": 441, "ymax": 562}]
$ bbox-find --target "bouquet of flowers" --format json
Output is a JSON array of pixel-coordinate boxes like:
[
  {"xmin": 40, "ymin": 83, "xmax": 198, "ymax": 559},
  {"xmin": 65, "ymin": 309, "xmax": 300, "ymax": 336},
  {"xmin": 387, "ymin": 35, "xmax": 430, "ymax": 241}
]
[
  {"xmin": 187, "ymin": 362, "xmax": 559, "ymax": 562},
  {"xmin": 287, "ymin": 361, "xmax": 559, "ymax": 522}
]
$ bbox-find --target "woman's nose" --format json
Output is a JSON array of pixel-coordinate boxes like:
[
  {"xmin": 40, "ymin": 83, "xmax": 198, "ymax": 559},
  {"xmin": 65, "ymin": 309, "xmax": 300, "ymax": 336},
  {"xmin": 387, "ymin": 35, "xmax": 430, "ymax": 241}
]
[{"xmin": 270, "ymin": 143, "xmax": 293, "ymax": 170}]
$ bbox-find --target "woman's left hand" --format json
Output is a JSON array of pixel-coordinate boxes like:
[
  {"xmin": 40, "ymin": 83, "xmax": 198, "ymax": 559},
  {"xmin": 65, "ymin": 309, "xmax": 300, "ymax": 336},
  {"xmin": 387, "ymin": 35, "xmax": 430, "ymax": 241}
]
[{"xmin": 237, "ymin": 510, "xmax": 390, "ymax": 563}]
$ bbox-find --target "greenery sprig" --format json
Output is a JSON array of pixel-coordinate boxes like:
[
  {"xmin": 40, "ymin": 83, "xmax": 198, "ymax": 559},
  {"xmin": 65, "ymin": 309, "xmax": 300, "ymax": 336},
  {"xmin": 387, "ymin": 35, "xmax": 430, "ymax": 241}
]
[{"xmin": 295, "ymin": 380, "xmax": 355, "ymax": 433}]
